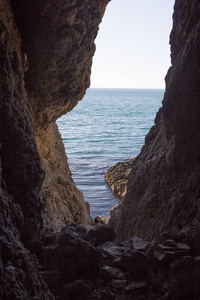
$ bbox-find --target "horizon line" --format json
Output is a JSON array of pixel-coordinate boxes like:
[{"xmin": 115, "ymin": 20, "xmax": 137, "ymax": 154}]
[{"xmin": 89, "ymin": 87, "xmax": 165, "ymax": 90}]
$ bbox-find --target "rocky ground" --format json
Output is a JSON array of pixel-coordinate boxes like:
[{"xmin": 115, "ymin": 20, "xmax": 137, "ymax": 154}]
[
  {"xmin": 30, "ymin": 223, "xmax": 200, "ymax": 300},
  {"xmin": 1, "ymin": 0, "xmax": 200, "ymax": 298}
]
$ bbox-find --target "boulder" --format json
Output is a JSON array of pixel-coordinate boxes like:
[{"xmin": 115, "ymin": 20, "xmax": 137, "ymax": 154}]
[
  {"xmin": 87, "ymin": 226, "xmax": 116, "ymax": 246},
  {"xmin": 120, "ymin": 250, "xmax": 155, "ymax": 279},
  {"xmin": 130, "ymin": 237, "xmax": 150, "ymax": 252},
  {"xmin": 40, "ymin": 229, "xmax": 102, "ymax": 288},
  {"xmin": 98, "ymin": 241, "xmax": 131, "ymax": 261},
  {"xmin": 165, "ymin": 256, "xmax": 200, "ymax": 299},
  {"xmin": 111, "ymin": 279, "xmax": 127, "ymax": 290},
  {"xmin": 100, "ymin": 266, "xmax": 125, "ymax": 283},
  {"xmin": 62, "ymin": 279, "xmax": 93, "ymax": 300},
  {"xmin": 94, "ymin": 216, "xmax": 106, "ymax": 225},
  {"xmin": 125, "ymin": 281, "xmax": 147, "ymax": 296}
]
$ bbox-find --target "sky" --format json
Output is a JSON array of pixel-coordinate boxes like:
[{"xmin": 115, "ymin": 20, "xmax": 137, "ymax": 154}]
[{"xmin": 90, "ymin": 0, "xmax": 175, "ymax": 89}]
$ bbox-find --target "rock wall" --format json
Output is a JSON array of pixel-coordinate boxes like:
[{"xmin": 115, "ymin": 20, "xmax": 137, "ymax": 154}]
[
  {"xmin": 0, "ymin": 0, "xmax": 109, "ymax": 297},
  {"xmin": 11, "ymin": 0, "xmax": 110, "ymax": 229},
  {"xmin": 110, "ymin": 0, "xmax": 200, "ymax": 250},
  {"xmin": 36, "ymin": 122, "xmax": 93, "ymax": 230},
  {"xmin": 0, "ymin": 1, "xmax": 53, "ymax": 298},
  {"xmin": 1, "ymin": 0, "xmax": 200, "ymax": 298}
]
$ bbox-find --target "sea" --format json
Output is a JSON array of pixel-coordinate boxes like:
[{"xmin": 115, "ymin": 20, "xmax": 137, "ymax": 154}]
[{"xmin": 57, "ymin": 88, "xmax": 164, "ymax": 220}]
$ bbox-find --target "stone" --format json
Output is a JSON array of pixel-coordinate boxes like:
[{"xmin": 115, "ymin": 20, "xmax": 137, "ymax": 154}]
[
  {"xmin": 107, "ymin": 0, "xmax": 200, "ymax": 253},
  {"xmin": 147, "ymin": 241, "xmax": 190, "ymax": 269},
  {"xmin": 160, "ymin": 232, "xmax": 179, "ymax": 243},
  {"xmin": 111, "ymin": 179, "xmax": 128, "ymax": 198},
  {"xmin": 104, "ymin": 158, "xmax": 136, "ymax": 187},
  {"xmin": 36, "ymin": 123, "xmax": 94, "ymax": 231},
  {"xmin": 100, "ymin": 266, "xmax": 125, "ymax": 283},
  {"xmin": 104, "ymin": 158, "xmax": 136, "ymax": 199},
  {"xmin": 130, "ymin": 237, "xmax": 150, "ymax": 252},
  {"xmin": 63, "ymin": 279, "xmax": 93, "ymax": 300},
  {"xmin": 94, "ymin": 216, "xmax": 106, "ymax": 224},
  {"xmin": 111, "ymin": 279, "xmax": 127, "ymax": 289},
  {"xmin": 61, "ymin": 222, "xmax": 87, "ymax": 240},
  {"xmin": 165, "ymin": 256, "xmax": 200, "ymax": 299},
  {"xmin": 125, "ymin": 281, "xmax": 147, "ymax": 296},
  {"xmin": 120, "ymin": 250, "xmax": 155, "ymax": 279},
  {"xmin": 97, "ymin": 241, "xmax": 130, "ymax": 261},
  {"xmin": 1, "ymin": 0, "xmax": 200, "ymax": 299},
  {"xmin": 40, "ymin": 229, "xmax": 102, "ymax": 291},
  {"xmin": 108, "ymin": 204, "xmax": 122, "ymax": 231},
  {"xmin": 87, "ymin": 226, "xmax": 116, "ymax": 246}
]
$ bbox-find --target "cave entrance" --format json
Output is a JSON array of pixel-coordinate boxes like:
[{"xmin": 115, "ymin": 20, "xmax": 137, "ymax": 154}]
[
  {"xmin": 57, "ymin": 88, "xmax": 163, "ymax": 220},
  {"xmin": 57, "ymin": 0, "xmax": 174, "ymax": 221}
]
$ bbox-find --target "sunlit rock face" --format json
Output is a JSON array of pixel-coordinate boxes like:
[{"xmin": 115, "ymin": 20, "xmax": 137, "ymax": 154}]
[
  {"xmin": 111, "ymin": 0, "xmax": 200, "ymax": 250},
  {"xmin": 11, "ymin": 0, "xmax": 110, "ymax": 229}
]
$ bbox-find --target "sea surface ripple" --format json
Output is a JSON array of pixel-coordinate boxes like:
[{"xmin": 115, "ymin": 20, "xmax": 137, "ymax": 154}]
[{"xmin": 57, "ymin": 88, "xmax": 164, "ymax": 220}]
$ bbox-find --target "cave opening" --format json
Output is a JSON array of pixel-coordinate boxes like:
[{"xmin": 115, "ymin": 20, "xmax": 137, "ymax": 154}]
[{"xmin": 57, "ymin": 0, "xmax": 174, "ymax": 221}]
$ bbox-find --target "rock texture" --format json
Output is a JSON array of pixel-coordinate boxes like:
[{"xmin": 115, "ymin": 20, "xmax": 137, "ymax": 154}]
[
  {"xmin": 0, "ymin": 1, "xmax": 53, "ymax": 298},
  {"xmin": 36, "ymin": 225, "xmax": 200, "ymax": 300},
  {"xmin": 36, "ymin": 122, "xmax": 93, "ymax": 230},
  {"xmin": 0, "ymin": 0, "xmax": 109, "ymax": 298},
  {"xmin": 11, "ymin": 0, "xmax": 110, "ymax": 229},
  {"xmin": 104, "ymin": 157, "xmax": 136, "ymax": 198},
  {"xmin": 108, "ymin": 0, "xmax": 200, "ymax": 251},
  {"xmin": 1, "ymin": 0, "xmax": 200, "ymax": 298}
]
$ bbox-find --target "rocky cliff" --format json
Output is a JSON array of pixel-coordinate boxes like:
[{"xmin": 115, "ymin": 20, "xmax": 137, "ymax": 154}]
[
  {"xmin": 108, "ymin": 0, "xmax": 200, "ymax": 251},
  {"xmin": 0, "ymin": 0, "xmax": 109, "ymax": 298},
  {"xmin": 10, "ymin": 0, "xmax": 110, "ymax": 230},
  {"xmin": 1, "ymin": 0, "xmax": 200, "ymax": 298}
]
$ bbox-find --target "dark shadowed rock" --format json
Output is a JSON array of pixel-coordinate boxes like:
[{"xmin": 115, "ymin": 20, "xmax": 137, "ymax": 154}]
[
  {"xmin": 40, "ymin": 229, "xmax": 102, "ymax": 289},
  {"xmin": 165, "ymin": 256, "xmax": 200, "ymax": 299},
  {"xmin": 120, "ymin": 250, "xmax": 155, "ymax": 279},
  {"xmin": 61, "ymin": 222, "xmax": 87, "ymax": 240},
  {"xmin": 130, "ymin": 237, "xmax": 150, "ymax": 252},
  {"xmin": 107, "ymin": 0, "xmax": 200, "ymax": 252},
  {"xmin": 100, "ymin": 266, "xmax": 125, "ymax": 283},
  {"xmin": 87, "ymin": 226, "xmax": 116, "ymax": 246},
  {"xmin": 62, "ymin": 279, "xmax": 94, "ymax": 300},
  {"xmin": 125, "ymin": 281, "xmax": 147, "ymax": 297},
  {"xmin": 111, "ymin": 279, "xmax": 127, "ymax": 290},
  {"xmin": 97, "ymin": 241, "xmax": 131, "ymax": 261}
]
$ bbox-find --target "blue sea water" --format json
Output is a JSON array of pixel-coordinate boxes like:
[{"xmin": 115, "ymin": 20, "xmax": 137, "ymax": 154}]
[{"xmin": 57, "ymin": 88, "xmax": 164, "ymax": 220}]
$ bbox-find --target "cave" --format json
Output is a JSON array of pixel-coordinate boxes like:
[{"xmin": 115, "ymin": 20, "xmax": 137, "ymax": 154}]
[{"xmin": 1, "ymin": 0, "xmax": 200, "ymax": 299}]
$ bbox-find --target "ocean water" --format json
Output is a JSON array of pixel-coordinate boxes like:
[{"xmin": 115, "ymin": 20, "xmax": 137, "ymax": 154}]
[{"xmin": 57, "ymin": 88, "xmax": 164, "ymax": 220}]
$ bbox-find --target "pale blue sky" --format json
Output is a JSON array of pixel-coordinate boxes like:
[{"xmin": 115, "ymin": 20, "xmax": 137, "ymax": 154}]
[{"xmin": 90, "ymin": 0, "xmax": 175, "ymax": 89}]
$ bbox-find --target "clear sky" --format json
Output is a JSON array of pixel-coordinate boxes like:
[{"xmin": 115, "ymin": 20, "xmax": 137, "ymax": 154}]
[{"xmin": 90, "ymin": 0, "xmax": 175, "ymax": 89}]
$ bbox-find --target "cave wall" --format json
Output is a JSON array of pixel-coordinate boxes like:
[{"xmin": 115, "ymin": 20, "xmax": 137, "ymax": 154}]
[
  {"xmin": 0, "ymin": 1, "xmax": 54, "ymax": 298},
  {"xmin": 10, "ymin": 0, "xmax": 110, "ymax": 229},
  {"xmin": 0, "ymin": 0, "xmax": 109, "ymax": 297},
  {"xmin": 113, "ymin": 0, "xmax": 200, "ymax": 250}
]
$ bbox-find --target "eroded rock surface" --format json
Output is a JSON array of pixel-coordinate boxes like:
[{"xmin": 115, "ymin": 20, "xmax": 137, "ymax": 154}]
[
  {"xmin": 10, "ymin": 0, "xmax": 110, "ymax": 228},
  {"xmin": 108, "ymin": 0, "xmax": 200, "ymax": 250},
  {"xmin": 104, "ymin": 157, "xmax": 136, "ymax": 198},
  {"xmin": 36, "ymin": 122, "xmax": 93, "ymax": 230},
  {"xmin": 1, "ymin": 0, "xmax": 200, "ymax": 298},
  {"xmin": 36, "ymin": 225, "xmax": 200, "ymax": 300},
  {"xmin": 0, "ymin": 0, "xmax": 109, "ymax": 298},
  {"xmin": 0, "ymin": 1, "xmax": 53, "ymax": 298}
]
